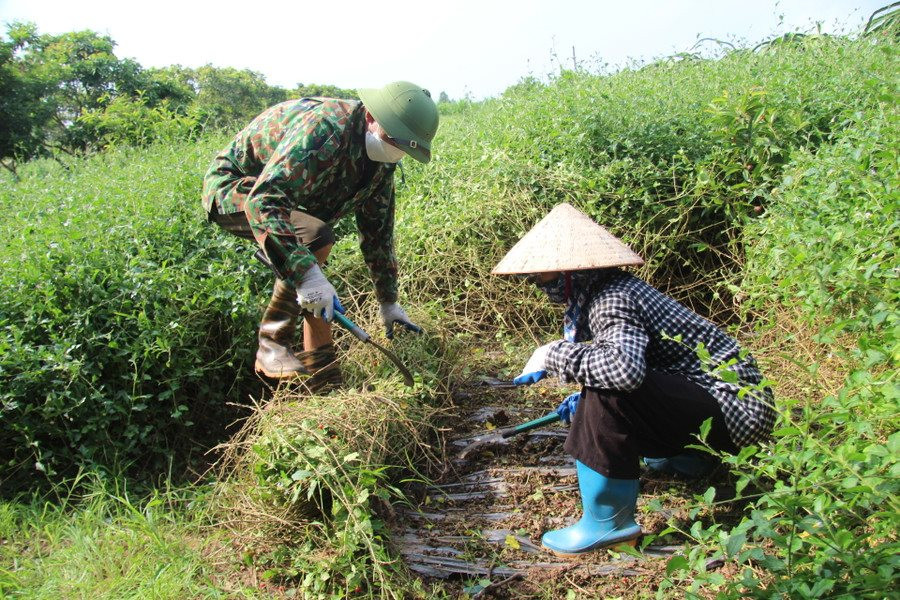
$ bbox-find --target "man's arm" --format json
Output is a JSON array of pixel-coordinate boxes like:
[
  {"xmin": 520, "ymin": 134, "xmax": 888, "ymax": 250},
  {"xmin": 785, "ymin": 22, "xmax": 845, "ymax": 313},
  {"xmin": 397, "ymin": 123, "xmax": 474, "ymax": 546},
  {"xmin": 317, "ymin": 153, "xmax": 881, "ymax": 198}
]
[
  {"xmin": 544, "ymin": 290, "xmax": 649, "ymax": 390},
  {"xmin": 355, "ymin": 175, "xmax": 399, "ymax": 303},
  {"xmin": 244, "ymin": 126, "xmax": 339, "ymax": 289}
]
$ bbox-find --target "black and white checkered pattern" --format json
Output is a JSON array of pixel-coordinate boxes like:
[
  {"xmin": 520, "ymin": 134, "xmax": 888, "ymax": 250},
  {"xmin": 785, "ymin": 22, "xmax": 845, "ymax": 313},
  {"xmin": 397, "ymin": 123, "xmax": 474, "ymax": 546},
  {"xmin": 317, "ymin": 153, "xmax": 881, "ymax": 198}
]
[{"xmin": 544, "ymin": 270, "xmax": 776, "ymax": 448}]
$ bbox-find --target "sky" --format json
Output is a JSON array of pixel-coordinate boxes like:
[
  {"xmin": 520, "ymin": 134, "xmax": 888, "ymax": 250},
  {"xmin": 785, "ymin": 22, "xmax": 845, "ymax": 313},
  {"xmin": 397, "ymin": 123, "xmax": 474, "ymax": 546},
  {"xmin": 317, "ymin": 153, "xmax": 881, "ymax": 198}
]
[{"xmin": 0, "ymin": 0, "xmax": 887, "ymax": 100}]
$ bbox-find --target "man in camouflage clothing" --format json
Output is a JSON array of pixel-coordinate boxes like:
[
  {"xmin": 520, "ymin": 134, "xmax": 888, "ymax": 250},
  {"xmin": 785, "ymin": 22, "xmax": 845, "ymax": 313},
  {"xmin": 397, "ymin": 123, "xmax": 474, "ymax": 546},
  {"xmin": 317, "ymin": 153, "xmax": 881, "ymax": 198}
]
[{"xmin": 202, "ymin": 81, "xmax": 439, "ymax": 388}]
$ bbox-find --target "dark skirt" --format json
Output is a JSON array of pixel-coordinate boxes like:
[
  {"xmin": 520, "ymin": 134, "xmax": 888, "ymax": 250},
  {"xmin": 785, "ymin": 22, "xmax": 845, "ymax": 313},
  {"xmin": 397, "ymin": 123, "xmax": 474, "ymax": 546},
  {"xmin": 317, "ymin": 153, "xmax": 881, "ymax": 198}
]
[{"xmin": 564, "ymin": 370, "xmax": 738, "ymax": 479}]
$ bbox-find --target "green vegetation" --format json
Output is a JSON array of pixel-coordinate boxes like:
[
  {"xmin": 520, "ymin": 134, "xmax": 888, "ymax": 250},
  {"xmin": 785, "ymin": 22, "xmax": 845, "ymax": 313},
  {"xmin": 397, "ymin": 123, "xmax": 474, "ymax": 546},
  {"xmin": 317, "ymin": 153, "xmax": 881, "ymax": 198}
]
[
  {"xmin": 214, "ymin": 329, "xmax": 454, "ymax": 598},
  {"xmin": 0, "ymin": 23, "xmax": 358, "ymax": 174},
  {"xmin": 0, "ymin": 476, "xmax": 243, "ymax": 598},
  {"xmin": 709, "ymin": 104, "xmax": 898, "ymax": 599},
  {"xmin": 0, "ymin": 137, "xmax": 261, "ymax": 485},
  {"xmin": 1, "ymin": 10, "xmax": 897, "ymax": 599}
]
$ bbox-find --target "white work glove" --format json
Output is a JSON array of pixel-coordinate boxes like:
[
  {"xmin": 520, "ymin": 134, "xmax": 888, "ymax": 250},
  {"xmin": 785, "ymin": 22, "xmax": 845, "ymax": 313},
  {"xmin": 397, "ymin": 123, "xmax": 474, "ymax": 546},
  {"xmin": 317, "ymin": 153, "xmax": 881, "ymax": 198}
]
[
  {"xmin": 513, "ymin": 342, "xmax": 555, "ymax": 385},
  {"xmin": 296, "ymin": 264, "xmax": 338, "ymax": 322},
  {"xmin": 379, "ymin": 302, "xmax": 423, "ymax": 339}
]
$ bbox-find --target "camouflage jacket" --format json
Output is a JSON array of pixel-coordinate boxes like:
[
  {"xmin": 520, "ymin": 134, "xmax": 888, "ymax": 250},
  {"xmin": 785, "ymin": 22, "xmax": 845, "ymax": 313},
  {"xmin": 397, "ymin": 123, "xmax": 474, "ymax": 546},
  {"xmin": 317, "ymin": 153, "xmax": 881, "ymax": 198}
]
[{"xmin": 202, "ymin": 98, "xmax": 398, "ymax": 302}]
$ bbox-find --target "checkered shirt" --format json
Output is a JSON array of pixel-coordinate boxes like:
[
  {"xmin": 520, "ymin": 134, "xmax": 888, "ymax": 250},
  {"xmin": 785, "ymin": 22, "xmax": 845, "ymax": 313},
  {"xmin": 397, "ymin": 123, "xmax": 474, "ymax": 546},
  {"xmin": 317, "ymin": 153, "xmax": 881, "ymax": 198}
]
[{"xmin": 544, "ymin": 270, "xmax": 775, "ymax": 448}]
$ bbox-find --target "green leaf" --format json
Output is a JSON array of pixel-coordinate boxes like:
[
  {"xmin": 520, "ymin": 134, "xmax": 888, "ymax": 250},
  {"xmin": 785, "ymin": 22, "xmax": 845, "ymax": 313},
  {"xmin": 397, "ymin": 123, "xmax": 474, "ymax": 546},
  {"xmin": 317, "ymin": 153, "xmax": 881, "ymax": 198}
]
[
  {"xmin": 666, "ymin": 555, "xmax": 690, "ymax": 575},
  {"xmin": 725, "ymin": 533, "xmax": 746, "ymax": 557},
  {"xmin": 771, "ymin": 426, "xmax": 800, "ymax": 437}
]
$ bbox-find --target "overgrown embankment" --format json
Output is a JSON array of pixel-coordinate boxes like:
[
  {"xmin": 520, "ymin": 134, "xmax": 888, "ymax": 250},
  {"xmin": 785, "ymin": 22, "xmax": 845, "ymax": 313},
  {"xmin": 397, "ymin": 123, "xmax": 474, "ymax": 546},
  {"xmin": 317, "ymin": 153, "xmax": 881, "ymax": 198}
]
[{"xmin": 1, "ymin": 27, "xmax": 897, "ymax": 600}]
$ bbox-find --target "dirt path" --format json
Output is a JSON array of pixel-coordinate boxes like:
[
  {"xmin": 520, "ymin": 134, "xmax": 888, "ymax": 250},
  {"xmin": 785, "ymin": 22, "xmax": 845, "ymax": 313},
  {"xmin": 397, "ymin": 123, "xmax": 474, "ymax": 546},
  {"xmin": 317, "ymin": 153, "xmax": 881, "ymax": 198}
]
[{"xmin": 391, "ymin": 377, "xmax": 739, "ymax": 598}]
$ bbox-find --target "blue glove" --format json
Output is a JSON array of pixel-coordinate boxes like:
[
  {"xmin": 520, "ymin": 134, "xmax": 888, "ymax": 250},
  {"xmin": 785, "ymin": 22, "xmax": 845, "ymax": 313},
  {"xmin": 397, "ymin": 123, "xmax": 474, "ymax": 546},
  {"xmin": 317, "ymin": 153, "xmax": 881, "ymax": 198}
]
[
  {"xmin": 512, "ymin": 370, "xmax": 547, "ymax": 385},
  {"xmin": 512, "ymin": 343, "xmax": 554, "ymax": 385},
  {"xmin": 333, "ymin": 296, "xmax": 346, "ymax": 315},
  {"xmin": 556, "ymin": 392, "xmax": 580, "ymax": 424}
]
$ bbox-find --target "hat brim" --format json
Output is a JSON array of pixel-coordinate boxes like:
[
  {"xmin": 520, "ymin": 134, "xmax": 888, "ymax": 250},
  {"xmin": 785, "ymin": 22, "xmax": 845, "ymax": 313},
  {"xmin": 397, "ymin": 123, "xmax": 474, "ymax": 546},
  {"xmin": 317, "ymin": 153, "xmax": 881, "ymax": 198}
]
[
  {"xmin": 358, "ymin": 87, "xmax": 431, "ymax": 163},
  {"xmin": 491, "ymin": 203, "xmax": 644, "ymax": 275}
]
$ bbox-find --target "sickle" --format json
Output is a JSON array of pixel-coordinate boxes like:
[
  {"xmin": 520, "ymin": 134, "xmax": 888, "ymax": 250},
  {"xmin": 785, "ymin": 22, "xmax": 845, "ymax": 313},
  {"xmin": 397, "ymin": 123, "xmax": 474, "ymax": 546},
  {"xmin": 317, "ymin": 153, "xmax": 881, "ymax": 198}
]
[{"xmin": 333, "ymin": 313, "xmax": 415, "ymax": 387}]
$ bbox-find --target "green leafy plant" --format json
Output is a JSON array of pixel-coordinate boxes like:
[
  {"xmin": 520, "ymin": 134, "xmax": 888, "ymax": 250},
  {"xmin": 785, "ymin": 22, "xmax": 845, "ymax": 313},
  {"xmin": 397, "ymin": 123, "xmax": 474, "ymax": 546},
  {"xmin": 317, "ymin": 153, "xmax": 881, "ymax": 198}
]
[{"xmin": 657, "ymin": 79, "xmax": 898, "ymax": 600}]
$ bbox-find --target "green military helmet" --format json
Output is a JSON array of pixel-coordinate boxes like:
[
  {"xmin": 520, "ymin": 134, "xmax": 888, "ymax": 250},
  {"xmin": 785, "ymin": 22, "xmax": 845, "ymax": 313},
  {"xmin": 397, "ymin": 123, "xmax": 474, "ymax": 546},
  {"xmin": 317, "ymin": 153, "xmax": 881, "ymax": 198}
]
[{"xmin": 358, "ymin": 81, "xmax": 439, "ymax": 163}]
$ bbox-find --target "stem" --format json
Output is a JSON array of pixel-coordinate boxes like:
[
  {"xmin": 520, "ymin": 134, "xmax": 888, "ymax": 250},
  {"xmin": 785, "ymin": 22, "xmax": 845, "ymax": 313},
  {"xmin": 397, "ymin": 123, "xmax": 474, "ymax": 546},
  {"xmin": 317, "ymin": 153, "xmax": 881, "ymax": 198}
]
[{"xmin": 0, "ymin": 159, "xmax": 19, "ymax": 180}]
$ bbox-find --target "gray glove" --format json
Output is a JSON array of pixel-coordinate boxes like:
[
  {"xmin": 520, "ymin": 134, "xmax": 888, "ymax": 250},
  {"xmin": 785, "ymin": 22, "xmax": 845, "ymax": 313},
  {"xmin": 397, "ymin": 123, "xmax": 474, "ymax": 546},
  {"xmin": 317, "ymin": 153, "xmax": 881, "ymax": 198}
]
[
  {"xmin": 296, "ymin": 264, "xmax": 337, "ymax": 321},
  {"xmin": 379, "ymin": 302, "xmax": 423, "ymax": 339}
]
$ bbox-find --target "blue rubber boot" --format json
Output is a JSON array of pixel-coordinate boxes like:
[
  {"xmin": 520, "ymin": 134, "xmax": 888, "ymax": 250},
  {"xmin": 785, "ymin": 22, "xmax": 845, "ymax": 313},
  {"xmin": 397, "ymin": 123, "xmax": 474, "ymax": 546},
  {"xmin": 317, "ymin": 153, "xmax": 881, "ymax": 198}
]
[
  {"xmin": 541, "ymin": 461, "xmax": 642, "ymax": 556},
  {"xmin": 643, "ymin": 451, "xmax": 718, "ymax": 479}
]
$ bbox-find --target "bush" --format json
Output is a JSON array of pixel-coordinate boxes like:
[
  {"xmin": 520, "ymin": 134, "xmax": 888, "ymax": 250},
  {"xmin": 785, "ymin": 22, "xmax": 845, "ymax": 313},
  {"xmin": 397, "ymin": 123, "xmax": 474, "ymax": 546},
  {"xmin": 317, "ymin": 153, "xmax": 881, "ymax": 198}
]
[
  {"xmin": 658, "ymin": 85, "xmax": 898, "ymax": 599},
  {"xmin": 76, "ymin": 92, "xmax": 202, "ymax": 150},
  {"xmin": 0, "ymin": 136, "xmax": 265, "ymax": 486},
  {"xmin": 396, "ymin": 34, "xmax": 894, "ymax": 324}
]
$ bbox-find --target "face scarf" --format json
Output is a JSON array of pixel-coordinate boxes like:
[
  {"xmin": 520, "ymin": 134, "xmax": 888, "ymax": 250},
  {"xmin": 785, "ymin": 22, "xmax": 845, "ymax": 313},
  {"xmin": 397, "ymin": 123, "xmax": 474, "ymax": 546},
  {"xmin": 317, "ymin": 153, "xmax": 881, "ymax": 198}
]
[
  {"xmin": 365, "ymin": 131, "xmax": 406, "ymax": 163},
  {"xmin": 538, "ymin": 271, "xmax": 609, "ymax": 343},
  {"xmin": 538, "ymin": 274, "xmax": 581, "ymax": 342},
  {"xmin": 537, "ymin": 275, "xmax": 567, "ymax": 303}
]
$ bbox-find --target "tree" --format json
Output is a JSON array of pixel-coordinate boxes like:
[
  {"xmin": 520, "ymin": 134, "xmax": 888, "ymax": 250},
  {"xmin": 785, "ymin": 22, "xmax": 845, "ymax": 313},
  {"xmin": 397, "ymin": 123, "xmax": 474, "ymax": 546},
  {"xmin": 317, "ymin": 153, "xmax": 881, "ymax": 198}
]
[
  {"xmin": 1, "ymin": 24, "xmax": 166, "ymax": 154},
  {"xmin": 0, "ymin": 23, "xmax": 55, "ymax": 176},
  {"xmin": 30, "ymin": 29, "xmax": 149, "ymax": 151},
  {"xmin": 292, "ymin": 82, "xmax": 358, "ymax": 100},
  {"xmin": 192, "ymin": 65, "xmax": 285, "ymax": 129},
  {"xmin": 141, "ymin": 65, "xmax": 197, "ymax": 114},
  {"xmin": 0, "ymin": 23, "xmax": 361, "ymax": 164}
]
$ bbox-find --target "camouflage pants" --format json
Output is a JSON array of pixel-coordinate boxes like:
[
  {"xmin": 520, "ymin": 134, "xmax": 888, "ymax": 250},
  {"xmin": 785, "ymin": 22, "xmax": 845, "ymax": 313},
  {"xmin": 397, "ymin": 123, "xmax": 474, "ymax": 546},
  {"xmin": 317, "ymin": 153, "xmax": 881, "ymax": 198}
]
[{"xmin": 210, "ymin": 206, "xmax": 335, "ymax": 253}]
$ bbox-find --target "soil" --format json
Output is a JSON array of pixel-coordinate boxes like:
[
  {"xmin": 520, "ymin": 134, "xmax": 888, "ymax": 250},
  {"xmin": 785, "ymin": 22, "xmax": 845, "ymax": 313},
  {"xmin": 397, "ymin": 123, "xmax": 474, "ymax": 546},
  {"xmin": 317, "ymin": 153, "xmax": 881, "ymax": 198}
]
[{"xmin": 391, "ymin": 375, "xmax": 742, "ymax": 599}]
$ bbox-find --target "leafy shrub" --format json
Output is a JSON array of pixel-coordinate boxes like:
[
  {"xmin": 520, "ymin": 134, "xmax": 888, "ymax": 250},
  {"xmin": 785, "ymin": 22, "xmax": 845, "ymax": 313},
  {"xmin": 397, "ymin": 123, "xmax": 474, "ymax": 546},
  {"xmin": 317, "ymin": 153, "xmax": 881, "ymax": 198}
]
[
  {"xmin": 0, "ymin": 137, "xmax": 265, "ymax": 486},
  {"xmin": 76, "ymin": 92, "xmax": 202, "ymax": 150},
  {"xmin": 397, "ymin": 34, "xmax": 894, "ymax": 324},
  {"xmin": 743, "ymin": 103, "xmax": 898, "ymax": 329},
  {"xmin": 659, "ymin": 84, "xmax": 898, "ymax": 599}
]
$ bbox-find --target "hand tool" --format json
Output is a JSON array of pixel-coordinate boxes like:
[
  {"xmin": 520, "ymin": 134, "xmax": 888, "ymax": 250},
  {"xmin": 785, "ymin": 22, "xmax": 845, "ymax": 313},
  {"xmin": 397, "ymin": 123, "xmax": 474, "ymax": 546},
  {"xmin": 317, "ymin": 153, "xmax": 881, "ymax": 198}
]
[
  {"xmin": 456, "ymin": 412, "xmax": 562, "ymax": 459},
  {"xmin": 332, "ymin": 311, "xmax": 415, "ymax": 387},
  {"xmin": 477, "ymin": 376, "xmax": 517, "ymax": 388},
  {"xmin": 253, "ymin": 250, "xmax": 414, "ymax": 387}
]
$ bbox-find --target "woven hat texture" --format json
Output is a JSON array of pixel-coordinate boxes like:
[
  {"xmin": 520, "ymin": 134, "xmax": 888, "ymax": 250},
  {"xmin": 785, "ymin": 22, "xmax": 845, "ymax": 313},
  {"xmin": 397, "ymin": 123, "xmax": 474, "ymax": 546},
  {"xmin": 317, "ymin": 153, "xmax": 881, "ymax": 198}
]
[{"xmin": 492, "ymin": 203, "xmax": 644, "ymax": 275}]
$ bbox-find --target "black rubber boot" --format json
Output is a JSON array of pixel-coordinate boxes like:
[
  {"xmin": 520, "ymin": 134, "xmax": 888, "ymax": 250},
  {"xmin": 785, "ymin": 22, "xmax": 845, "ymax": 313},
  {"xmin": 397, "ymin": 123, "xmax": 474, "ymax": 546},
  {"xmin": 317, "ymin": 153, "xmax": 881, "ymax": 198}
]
[
  {"xmin": 297, "ymin": 343, "xmax": 344, "ymax": 392},
  {"xmin": 254, "ymin": 279, "xmax": 309, "ymax": 379}
]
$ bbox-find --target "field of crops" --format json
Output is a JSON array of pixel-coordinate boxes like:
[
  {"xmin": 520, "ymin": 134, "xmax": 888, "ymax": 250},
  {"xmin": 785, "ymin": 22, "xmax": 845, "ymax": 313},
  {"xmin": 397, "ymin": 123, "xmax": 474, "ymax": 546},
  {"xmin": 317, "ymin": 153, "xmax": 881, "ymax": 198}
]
[{"xmin": 1, "ymin": 26, "xmax": 897, "ymax": 599}]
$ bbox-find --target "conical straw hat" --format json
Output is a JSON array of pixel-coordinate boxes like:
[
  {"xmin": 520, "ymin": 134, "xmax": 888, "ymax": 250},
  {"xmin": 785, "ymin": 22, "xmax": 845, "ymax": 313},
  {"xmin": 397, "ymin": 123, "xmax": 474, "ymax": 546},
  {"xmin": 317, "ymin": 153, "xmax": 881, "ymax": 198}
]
[{"xmin": 492, "ymin": 203, "xmax": 644, "ymax": 275}]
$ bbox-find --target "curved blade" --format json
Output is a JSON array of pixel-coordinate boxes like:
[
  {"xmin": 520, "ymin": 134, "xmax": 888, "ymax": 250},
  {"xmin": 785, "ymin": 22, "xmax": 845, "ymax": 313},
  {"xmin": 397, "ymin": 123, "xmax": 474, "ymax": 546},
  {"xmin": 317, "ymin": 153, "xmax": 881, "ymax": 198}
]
[{"xmin": 365, "ymin": 339, "xmax": 415, "ymax": 387}]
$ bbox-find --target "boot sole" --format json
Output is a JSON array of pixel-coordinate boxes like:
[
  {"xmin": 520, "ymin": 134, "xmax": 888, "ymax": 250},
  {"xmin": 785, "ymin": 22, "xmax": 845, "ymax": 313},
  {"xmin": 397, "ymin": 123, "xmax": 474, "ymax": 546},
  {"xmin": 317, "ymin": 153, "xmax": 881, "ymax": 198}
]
[
  {"xmin": 254, "ymin": 360, "xmax": 308, "ymax": 380},
  {"xmin": 541, "ymin": 534, "xmax": 640, "ymax": 557}
]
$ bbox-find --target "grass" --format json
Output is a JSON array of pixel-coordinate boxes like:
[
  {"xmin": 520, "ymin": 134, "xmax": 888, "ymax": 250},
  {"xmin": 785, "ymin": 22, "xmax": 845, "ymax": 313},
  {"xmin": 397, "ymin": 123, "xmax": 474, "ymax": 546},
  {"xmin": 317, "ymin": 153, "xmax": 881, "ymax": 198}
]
[{"xmin": 0, "ymin": 475, "xmax": 253, "ymax": 599}]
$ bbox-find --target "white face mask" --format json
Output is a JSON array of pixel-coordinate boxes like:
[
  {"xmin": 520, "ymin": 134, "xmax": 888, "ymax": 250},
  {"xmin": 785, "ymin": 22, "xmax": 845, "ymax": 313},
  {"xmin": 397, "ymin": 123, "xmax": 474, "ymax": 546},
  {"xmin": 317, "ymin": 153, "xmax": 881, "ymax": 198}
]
[{"xmin": 365, "ymin": 130, "xmax": 406, "ymax": 163}]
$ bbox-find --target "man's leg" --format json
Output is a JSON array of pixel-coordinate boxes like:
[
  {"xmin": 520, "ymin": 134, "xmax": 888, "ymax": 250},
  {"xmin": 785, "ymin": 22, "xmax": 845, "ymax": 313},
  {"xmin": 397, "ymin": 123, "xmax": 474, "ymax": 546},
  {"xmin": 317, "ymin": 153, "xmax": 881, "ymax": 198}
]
[
  {"xmin": 302, "ymin": 242, "xmax": 335, "ymax": 352},
  {"xmin": 288, "ymin": 212, "xmax": 342, "ymax": 391},
  {"xmin": 209, "ymin": 206, "xmax": 307, "ymax": 379},
  {"xmin": 211, "ymin": 204, "xmax": 341, "ymax": 386},
  {"xmin": 254, "ymin": 278, "xmax": 308, "ymax": 378}
]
